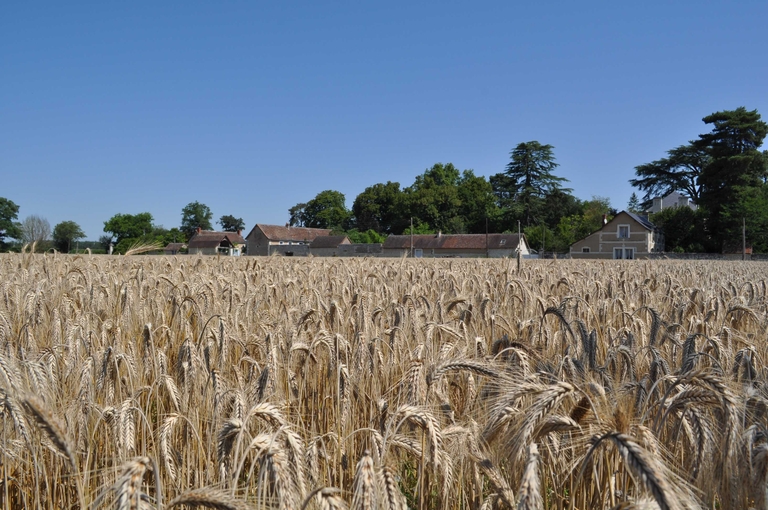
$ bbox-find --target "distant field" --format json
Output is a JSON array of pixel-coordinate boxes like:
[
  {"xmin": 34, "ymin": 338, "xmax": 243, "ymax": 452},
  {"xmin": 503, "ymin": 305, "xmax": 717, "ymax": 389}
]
[{"xmin": 0, "ymin": 253, "xmax": 766, "ymax": 509}]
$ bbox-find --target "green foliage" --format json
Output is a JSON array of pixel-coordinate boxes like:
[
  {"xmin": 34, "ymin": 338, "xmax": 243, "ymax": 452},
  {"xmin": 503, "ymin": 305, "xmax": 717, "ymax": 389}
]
[
  {"xmin": 627, "ymin": 193, "xmax": 642, "ymax": 214},
  {"xmin": 634, "ymin": 107, "xmax": 768, "ymax": 252},
  {"xmin": 630, "ymin": 143, "xmax": 708, "ymax": 203},
  {"xmin": 650, "ymin": 207, "xmax": 706, "ymax": 253},
  {"xmin": 218, "ymin": 215, "xmax": 245, "ymax": 232},
  {"xmin": 352, "ymin": 181, "xmax": 405, "ymax": 234},
  {"xmin": 0, "ymin": 197, "xmax": 22, "ymax": 251},
  {"xmin": 297, "ymin": 190, "xmax": 351, "ymax": 230},
  {"xmin": 402, "ymin": 220, "xmax": 435, "ymax": 235},
  {"xmin": 52, "ymin": 221, "xmax": 85, "ymax": 253},
  {"xmin": 288, "ymin": 203, "xmax": 307, "ymax": 227},
  {"xmin": 696, "ymin": 107, "xmax": 768, "ymax": 251},
  {"xmin": 402, "ymin": 163, "xmax": 463, "ymax": 234},
  {"xmin": 103, "ymin": 212, "xmax": 154, "ymax": 244},
  {"xmin": 345, "ymin": 229, "xmax": 386, "ymax": 244},
  {"xmin": 180, "ymin": 201, "xmax": 213, "ymax": 239},
  {"xmin": 490, "ymin": 141, "xmax": 571, "ymax": 227},
  {"xmin": 524, "ymin": 224, "xmax": 557, "ymax": 253},
  {"xmin": 554, "ymin": 197, "xmax": 613, "ymax": 252}
]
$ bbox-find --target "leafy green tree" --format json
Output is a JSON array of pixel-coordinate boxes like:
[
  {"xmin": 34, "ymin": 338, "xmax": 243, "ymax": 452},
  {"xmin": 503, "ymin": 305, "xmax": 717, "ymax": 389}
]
[
  {"xmin": 345, "ymin": 229, "xmax": 387, "ymax": 244},
  {"xmin": 0, "ymin": 197, "xmax": 22, "ymax": 251},
  {"xmin": 490, "ymin": 141, "xmax": 570, "ymax": 227},
  {"xmin": 695, "ymin": 107, "xmax": 768, "ymax": 251},
  {"xmin": 402, "ymin": 163, "xmax": 463, "ymax": 233},
  {"xmin": 52, "ymin": 221, "xmax": 85, "ymax": 253},
  {"xmin": 630, "ymin": 143, "xmax": 709, "ymax": 204},
  {"xmin": 288, "ymin": 203, "xmax": 307, "ymax": 227},
  {"xmin": 402, "ymin": 220, "xmax": 435, "ymax": 235},
  {"xmin": 627, "ymin": 193, "xmax": 642, "ymax": 214},
  {"xmin": 103, "ymin": 212, "xmax": 154, "ymax": 245},
  {"xmin": 650, "ymin": 207, "xmax": 707, "ymax": 253},
  {"xmin": 457, "ymin": 170, "xmax": 500, "ymax": 233},
  {"xmin": 218, "ymin": 215, "xmax": 245, "ymax": 232},
  {"xmin": 301, "ymin": 190, "xmax": 351, "ymax": 230},
  {"xmin": 352, "ymin": 182, "xmax": 405, "ymax": 234},
  {"xmin": 180, "ymin": 201, "xmax": 213, "ymax": 239},
  {"xmin": 524, "ymin": 224, "xmax": 557, "ymax": 253}
]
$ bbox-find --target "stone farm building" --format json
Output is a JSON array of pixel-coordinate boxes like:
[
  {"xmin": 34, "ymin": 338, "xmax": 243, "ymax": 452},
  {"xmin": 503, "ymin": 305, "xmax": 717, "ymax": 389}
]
[
  {"xmin": 570, "ymin": 211, "xmax": 664, "ymax": 259},
  {"xmin": 186, "ymin": 229, "xmax": 246, "ymax": 256},
  {"xmin": 245, "ymin": 224, "xmax": 332, "ymax": 256},
  {"xmin": 382, "ymin": 233, "xmax": 531, "ymax": 258}
]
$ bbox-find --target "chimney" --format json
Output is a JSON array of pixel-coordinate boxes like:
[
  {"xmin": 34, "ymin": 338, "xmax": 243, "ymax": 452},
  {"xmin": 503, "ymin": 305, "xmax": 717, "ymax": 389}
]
[
  {"xmin": 602, "ymin": 214, "xmax": 607, "ymax": 226},
  {"xmin": 237, "ymin": 229, "xmax": 242, "ymax": 236},
  {"xmin": 196, "ymin": 226, "xmax": 202, "ymax": 234}
]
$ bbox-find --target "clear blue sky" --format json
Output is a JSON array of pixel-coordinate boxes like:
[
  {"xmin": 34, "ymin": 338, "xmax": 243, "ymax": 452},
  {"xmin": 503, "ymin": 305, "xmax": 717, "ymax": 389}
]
[{"xmin": 2, "ymin": 1, "xmax": 767, "ymax": 239}]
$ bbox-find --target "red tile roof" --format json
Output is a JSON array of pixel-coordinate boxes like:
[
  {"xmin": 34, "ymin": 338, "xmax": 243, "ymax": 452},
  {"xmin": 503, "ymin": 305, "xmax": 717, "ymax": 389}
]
[
  {"xmin": 249, "ymin": 224, "xmax": 332, "ymax": 242},
  {"xmin": 382, "ymin": 233, "xmax": 526, "ymax": 250}
]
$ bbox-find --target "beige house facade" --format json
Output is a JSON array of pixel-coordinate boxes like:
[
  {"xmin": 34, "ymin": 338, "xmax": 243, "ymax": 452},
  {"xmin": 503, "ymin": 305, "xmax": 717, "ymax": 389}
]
[{"xmin": 570, "ymin": 211, "xmax": 663, "ymax": 259}]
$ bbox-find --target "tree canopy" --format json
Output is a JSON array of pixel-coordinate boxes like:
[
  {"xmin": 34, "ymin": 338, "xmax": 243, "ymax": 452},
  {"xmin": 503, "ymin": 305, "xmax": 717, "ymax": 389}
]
[
  {"xmin": 630, "ymin": 143, "xmax": 709, "ymax": 204},
  {"xmin": 53, "ymin": 221, "xmax": 85, "ymax": 253},
  {"xmin": 218, "ymin": 215, "xmax": 245, "ymax": 232},
  {"xmin": 631, "ymin": 107, "xmax": 768, "ymax": 252},
  {"xmin": 181, "ymin": 201, "xmax": 213, "ymax": 239},
  {"xmin": 0, "ymin": 198, "xmax": 22, "ymax": 251},
  {"xmin": 293, "ymin": 190, "xmax": 351, "ymax": 230},
  {"xmin": 490, "ymin": 142, "xmax": 571, "ymax": 227},
  {"xmin": 104, "ymin": 212, "xmax": 154, "ymax": 244}
]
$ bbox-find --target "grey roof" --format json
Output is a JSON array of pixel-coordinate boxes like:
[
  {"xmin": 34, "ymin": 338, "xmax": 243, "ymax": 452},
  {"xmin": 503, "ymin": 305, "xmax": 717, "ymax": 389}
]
[{"xmin": 624, "ymin": 211, "xmax": 656, "ymax": 231}]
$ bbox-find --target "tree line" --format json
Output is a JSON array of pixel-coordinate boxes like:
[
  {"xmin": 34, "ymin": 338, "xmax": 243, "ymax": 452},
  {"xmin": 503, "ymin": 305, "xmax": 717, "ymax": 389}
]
[
  {"xmin": 290, "ymin": 141, "xmax": 614, "ymax": 252},
  {"xmin": 2, "ymin": 106, "xmax": 765, "ymax": 255},
  {"xmin": 0, "ymin": 199, "xmax": 245, "ymax": 254},
  {"xmin": 631, "ymin": 107, "xmax": 768, "ymax": 253}
]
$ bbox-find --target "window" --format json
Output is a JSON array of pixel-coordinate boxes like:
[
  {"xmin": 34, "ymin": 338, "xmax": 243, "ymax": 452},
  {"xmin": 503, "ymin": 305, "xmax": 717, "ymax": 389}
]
[
  {"xmin": 499, "ymin": 239, "xmax": 506, "ymax": 245},
  {"xmin": 614, "ymin": 247, "xmax": 635, "ymax": 259},
  {"xmin": 614, "ymin": 248, "xmax": 623, "ymax": 259},
  {"xmin": 618, "ymin": 225, "xmax": 630, "ymax": 239},
  {"xmin": 582, "ymin": 247, "xmax": 590, "ymax": 253}
]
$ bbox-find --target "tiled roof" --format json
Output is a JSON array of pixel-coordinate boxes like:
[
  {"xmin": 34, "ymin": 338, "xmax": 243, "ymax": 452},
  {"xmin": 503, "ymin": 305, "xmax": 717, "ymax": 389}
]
[
  {"xmin": 383, "ymin": 234, "xmax": 526, "ymax": 250},
  {"xmin": 164, "ymin": 243, "xmax": 186, "ymax": 250},
  {"xmin": 310, "ymin": 235, "xmax": 350, "ymax": 248},
  {"xmin": 187, "ymin": 230, "xmax": 245, "ymax": 249},
  {"xmin": 249, "ymin": 224, "xmax": 332, "ymax": 242}
]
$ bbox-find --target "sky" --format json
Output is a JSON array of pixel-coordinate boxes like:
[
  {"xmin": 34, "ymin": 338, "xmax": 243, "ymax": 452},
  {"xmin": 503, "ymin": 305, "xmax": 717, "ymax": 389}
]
[{"xmin": 2, "ymin": 1, "xmax": 767, "ymax": 240}]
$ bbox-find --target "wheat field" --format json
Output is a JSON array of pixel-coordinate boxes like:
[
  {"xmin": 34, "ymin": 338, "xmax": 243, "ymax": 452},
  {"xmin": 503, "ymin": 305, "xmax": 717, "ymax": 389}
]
[{"xmin": 1, "ymin": 252, "xmax": 767, "ymax": 509}]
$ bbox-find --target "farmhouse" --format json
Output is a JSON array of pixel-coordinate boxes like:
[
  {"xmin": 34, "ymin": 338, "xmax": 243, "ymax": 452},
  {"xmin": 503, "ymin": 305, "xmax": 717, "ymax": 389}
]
[
  {"xmin": 245, "ymin": 224, "xmax": 332, "ymax": 256},
  {"xmin": 382, "ymin": 233, "xmax": 530, "ymax": 258},
  {"xmin": 570, "ymin": 211, "xmax": 664, "ymax": 259},
  {"xmin": 187, "ymin": 229, "xmax": 246, "ymax": 256}
]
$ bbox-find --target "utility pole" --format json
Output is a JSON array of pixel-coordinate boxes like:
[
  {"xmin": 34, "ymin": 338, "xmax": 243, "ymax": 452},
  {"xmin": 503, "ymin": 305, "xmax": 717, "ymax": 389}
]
[
  {"xmin": 743, "ymin": 217, "xmax": 746, "ymax": 261},
  {"xmin": 485, "ymin": 217, "xmax": 489, "ymax": 258},
  {"xmin": 410, "ymin": 217, "xmax": 413, "ymax": 258}
]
